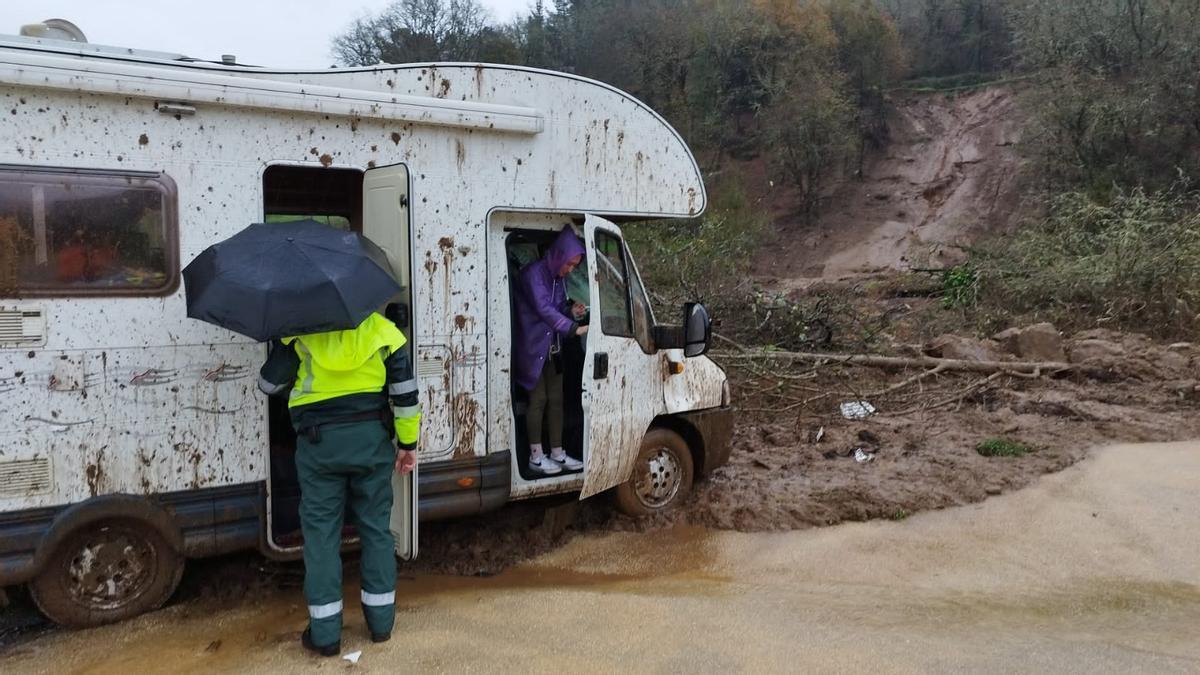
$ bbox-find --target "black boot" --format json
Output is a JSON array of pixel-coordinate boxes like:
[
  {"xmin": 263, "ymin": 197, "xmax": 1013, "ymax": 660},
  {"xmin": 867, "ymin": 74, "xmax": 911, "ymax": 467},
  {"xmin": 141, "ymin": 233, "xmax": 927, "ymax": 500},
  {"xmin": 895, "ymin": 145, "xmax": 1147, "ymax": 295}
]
[
  {"xmin": 301, "ymin": 628, "xmax": 340, "ymax": 657},
  {"xmin": 370, "ymin": 631, "xmax": 391, "ymax": 643}
]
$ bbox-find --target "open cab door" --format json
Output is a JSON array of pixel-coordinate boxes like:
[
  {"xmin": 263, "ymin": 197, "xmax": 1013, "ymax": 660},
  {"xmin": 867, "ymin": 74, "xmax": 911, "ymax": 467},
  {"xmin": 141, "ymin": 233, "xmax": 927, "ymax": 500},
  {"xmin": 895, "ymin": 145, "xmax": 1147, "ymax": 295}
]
[
  {"xmin": 363, "ymin": 162, "xmax": 418, "ymax": 560},
  {"xmin": 579, "ymin": 215, "xmax": 663, "ymax": 499}
]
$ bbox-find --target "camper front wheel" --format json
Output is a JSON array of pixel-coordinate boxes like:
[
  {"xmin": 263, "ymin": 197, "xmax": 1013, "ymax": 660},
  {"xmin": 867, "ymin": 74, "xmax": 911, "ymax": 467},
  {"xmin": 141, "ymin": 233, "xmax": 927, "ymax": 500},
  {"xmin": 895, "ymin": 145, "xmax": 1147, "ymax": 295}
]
[
  {"xmin": 614, "ymin": 428, "xmax": 694, "ymax": 517},
  {"xmin": 29, "ymin": 518, "xmax": 184, "ymax": 628}
]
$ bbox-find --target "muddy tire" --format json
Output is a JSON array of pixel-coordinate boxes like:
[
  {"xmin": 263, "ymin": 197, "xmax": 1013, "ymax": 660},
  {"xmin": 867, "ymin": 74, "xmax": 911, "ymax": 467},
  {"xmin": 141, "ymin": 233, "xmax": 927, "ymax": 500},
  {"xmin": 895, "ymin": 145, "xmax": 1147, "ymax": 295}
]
[
  {"xmin": 29, "ymin": 518, "xmax": 184, "ymax": 628},
  {"xmin": 613, "ymin": 428, "xmax": 694, "ymax": 517}
]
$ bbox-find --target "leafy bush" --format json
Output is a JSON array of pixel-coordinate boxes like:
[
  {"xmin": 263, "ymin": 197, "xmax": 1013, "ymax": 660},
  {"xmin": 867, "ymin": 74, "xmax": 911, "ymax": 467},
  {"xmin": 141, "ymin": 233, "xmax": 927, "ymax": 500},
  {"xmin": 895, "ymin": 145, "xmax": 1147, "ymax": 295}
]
[
  {"xmin": 970, "ymin": 185, "xmax": 1200, "ymax": 338},
  {"xmin": 940, "ymin": 264, "xmax": 979, "ymax": 309},
  {"xmin": 623, "ymin": 180, "xmax": 765, "ymax": 312},
  {"xmin": 624, "ymin": 180, "xmax": 878, "ymax": 351}
]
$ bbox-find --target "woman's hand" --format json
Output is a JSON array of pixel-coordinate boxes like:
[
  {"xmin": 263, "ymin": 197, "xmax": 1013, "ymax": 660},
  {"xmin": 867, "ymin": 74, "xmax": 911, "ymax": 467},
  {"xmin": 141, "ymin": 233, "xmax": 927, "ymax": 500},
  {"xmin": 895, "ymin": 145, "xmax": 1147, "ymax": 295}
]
[
  {"xmin": 575, "ymin": 324, "xmax": 589, "ymax": 336},
  {"xmin": 571, "ymin": 302, "xmax": 588, "ymax": 319}
]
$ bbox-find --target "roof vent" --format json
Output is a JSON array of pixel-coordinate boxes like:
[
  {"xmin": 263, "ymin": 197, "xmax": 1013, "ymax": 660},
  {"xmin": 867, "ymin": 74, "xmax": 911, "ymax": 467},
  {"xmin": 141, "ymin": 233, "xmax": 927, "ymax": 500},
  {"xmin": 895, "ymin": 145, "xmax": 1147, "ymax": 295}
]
[
  {"xmin": 221, "ymin": 54, "xmax": 237, "ymax": 65},
  {"xmin": 19, "ymin": 18, "xmax": 88, "ymax": 43}
]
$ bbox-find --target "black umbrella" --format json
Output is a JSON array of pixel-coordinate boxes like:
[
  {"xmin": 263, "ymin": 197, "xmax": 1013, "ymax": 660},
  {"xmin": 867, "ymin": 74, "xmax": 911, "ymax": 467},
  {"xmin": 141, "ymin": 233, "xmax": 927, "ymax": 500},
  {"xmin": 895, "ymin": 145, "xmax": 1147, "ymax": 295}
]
[{"xmin": 183, "ymin": 220, "xmax": 402, "ymax": 341}]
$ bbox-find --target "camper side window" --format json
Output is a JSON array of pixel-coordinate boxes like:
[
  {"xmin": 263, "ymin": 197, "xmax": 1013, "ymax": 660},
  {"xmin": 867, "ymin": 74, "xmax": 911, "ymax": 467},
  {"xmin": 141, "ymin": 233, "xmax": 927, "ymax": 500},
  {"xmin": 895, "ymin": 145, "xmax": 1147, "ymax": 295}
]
[{"xmin": 0, "ymin": 166, "xmax": 178, "ymax": 297}]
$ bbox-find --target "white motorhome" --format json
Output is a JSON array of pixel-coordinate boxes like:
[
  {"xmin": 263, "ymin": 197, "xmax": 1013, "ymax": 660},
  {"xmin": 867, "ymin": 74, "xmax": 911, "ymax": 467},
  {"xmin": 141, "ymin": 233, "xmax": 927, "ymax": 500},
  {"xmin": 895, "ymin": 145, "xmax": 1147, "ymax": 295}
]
[{"xmin": 0, "ymin": 22, "xmax": 732, "ymax": 627}]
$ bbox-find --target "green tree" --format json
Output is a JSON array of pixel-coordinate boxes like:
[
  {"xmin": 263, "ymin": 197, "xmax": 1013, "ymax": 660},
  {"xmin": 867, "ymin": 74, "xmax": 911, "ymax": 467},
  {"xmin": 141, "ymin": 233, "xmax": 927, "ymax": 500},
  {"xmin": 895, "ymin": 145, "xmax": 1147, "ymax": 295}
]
[
  {"xmin": 762, "ymin": 76, "xmax": 855, "ymax": 219},
  {"xmin": 878, "ymin": 0, "xmax": 1011, "ymax": 77},
  {"xmin": 825, "ymin": 0, "xmax": 907, "ymax": 170},
  {"xmin": 1009, "ymin": 0, "xmax": 1200, "ymax": 190}
]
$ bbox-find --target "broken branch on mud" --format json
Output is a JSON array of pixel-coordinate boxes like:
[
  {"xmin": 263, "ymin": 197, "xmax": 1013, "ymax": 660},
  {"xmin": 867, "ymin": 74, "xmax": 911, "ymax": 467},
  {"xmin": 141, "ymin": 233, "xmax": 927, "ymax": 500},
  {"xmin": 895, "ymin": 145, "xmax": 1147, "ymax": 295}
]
[
  {"xmin": 716, "ymin": 350, "xmax": 1079, "ymax": 376},
  {"xmin": 885, "ymin": 372, "xmax": 1005, "ymax": 416}
]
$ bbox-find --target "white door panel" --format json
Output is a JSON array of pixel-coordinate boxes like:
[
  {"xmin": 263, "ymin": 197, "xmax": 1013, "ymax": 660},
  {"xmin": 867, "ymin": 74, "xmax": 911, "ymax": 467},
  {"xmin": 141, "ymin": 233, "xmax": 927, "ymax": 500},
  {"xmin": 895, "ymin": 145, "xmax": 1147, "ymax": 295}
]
[
  {"xmin": 363, "ymin": 163, "xmax": 418, "ymax": 558},
  {"xmin": 580, "ymin": 215, "xmax": 663, "ymax": 499}
]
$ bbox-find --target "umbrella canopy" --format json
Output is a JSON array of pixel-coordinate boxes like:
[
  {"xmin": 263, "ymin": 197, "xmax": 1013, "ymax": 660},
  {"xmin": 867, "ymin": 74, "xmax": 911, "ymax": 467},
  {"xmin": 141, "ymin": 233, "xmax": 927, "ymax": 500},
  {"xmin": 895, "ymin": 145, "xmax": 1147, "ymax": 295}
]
[{"xmin": 183, "ymin": 220, "xmax": 402, "ymax": 341}]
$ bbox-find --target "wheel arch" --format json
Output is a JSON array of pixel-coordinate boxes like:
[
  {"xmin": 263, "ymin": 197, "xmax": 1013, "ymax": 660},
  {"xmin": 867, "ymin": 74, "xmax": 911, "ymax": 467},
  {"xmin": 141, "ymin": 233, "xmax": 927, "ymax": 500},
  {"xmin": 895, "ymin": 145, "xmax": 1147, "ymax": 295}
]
[
  {"xmin": 33, "ymin": 494, "xmax": 184, "ymax": 571},
  {"xmin": 650, "ymin": 415, "xmax": 706, "ymax": 477}
]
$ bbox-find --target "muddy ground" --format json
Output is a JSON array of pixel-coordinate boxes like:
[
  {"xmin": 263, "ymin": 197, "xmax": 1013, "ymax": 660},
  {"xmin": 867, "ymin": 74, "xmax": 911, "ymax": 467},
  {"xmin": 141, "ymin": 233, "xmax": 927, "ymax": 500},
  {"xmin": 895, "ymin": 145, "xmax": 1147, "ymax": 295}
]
[{"xmin": 7, "ymin": 442, "xmax": 1200, "ymax": 673}]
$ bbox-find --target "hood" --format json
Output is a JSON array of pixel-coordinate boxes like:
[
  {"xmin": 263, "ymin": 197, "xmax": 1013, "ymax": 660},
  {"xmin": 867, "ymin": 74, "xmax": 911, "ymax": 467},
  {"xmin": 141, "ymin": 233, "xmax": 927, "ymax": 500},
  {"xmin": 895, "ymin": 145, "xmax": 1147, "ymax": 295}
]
[
  {"xmin": 285, "ymin": 313, "xmax": 406, "ymax": 372},
  {"xmin": 544, "ymin": 226, "xmax": 585, "ymax": 276}
]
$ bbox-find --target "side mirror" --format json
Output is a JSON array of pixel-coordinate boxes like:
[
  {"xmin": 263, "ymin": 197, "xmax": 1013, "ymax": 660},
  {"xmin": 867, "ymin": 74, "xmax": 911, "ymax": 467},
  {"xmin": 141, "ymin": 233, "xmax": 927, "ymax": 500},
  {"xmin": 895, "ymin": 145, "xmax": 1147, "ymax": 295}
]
[{"xmin": 683, "ymin": 302, "xmax": 712, "ymax": 358}]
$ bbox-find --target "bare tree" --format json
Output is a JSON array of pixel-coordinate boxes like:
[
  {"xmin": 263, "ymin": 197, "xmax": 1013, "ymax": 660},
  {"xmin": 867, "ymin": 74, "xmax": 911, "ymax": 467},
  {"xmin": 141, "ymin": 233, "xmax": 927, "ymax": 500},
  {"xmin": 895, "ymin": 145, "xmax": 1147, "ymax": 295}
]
[{"xmin": 332, "ymin": 0, "xmax": 494, "ymax": 66}]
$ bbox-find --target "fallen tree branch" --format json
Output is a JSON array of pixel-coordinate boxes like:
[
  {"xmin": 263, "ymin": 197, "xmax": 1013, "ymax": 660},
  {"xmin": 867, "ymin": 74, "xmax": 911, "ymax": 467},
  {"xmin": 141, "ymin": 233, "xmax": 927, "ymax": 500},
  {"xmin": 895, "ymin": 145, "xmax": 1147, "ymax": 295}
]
[
  {"xmin": 885, "ymin": 372, "xmax": 1004, "ymax": 416},
  {"xmin": 741, "ymin": 390, "xmax": 833, "ymax": 414},
  {"xmin": 865, "ymin": 364, "xmax": 947, "ymax": 398},
  {"xmin": 713, "ymin": 332, "xmax": 750, "ymax": 353},
  {"xmin": 715, "ymin": 350, "xmax": 1077, "ymax": 376}
]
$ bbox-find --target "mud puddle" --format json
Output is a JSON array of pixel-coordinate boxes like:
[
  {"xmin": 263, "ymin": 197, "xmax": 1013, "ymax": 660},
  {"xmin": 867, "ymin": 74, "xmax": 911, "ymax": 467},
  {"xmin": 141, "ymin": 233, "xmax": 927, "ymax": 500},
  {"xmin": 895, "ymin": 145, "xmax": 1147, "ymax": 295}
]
[{"xmin": 5, "ymin": 442, "xmax": 1199, "ymax": 673}]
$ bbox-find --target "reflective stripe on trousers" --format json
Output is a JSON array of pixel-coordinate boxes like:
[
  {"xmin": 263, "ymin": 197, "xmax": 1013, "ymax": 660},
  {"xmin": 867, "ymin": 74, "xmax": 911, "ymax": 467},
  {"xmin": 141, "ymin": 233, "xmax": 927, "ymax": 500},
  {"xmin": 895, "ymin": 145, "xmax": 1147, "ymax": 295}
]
[
  {"xmin": 309, "ymin": 599, "xmax": 343, "ymax": 620},
  {"xmin": 361, "ymin": 590, "xmax": 395, "ymax": 606}
]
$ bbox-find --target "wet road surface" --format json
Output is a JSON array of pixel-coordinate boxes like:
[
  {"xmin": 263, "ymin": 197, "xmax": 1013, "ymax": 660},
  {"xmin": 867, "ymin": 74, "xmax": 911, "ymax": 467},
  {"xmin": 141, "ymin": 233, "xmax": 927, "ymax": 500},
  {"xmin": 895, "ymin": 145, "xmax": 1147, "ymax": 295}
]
[{"xmin": 3, "ymin": 441, "xmax": 1199, "ymax": 673}]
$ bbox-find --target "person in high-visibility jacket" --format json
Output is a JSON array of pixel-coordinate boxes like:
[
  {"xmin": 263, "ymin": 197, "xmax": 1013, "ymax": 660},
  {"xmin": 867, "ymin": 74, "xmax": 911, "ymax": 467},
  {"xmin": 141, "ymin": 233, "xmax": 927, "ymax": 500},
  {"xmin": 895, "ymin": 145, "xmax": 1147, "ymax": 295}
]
[{"xmin": 258, "ymin": 311, "xmax": 420, "ymax": 657}]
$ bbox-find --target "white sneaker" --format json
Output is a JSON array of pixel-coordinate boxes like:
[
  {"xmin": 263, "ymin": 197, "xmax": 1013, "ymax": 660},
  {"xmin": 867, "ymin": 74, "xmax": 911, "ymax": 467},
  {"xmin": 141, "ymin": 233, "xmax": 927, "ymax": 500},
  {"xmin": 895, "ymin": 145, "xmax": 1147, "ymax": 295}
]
[
  {"xmin": 550, "ymin": 453, "xmax": 584, "ymax": 471},
  {"xmin": 528, "ymin": 455, "xmax": 563, "ymax": 475}
]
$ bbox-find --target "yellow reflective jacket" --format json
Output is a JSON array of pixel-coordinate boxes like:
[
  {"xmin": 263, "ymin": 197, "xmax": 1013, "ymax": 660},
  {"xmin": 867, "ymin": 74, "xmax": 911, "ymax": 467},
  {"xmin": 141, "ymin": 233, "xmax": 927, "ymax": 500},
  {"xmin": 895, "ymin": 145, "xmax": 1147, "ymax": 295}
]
[
  {"xmin": 284, "ymin": 313, "xmax": 405, "ymax": 407},
  {"xmin": 274, "ymin": 313, "xmax": 420, "ymax": 447}
]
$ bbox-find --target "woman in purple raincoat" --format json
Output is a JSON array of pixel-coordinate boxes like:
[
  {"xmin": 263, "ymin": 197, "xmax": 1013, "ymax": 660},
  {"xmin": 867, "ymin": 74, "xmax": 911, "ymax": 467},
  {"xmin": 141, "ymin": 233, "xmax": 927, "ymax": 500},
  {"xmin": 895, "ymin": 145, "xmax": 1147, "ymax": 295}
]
[{"xmin": 513, "ymin": 226, "xmax": 589, "ymax": 475}]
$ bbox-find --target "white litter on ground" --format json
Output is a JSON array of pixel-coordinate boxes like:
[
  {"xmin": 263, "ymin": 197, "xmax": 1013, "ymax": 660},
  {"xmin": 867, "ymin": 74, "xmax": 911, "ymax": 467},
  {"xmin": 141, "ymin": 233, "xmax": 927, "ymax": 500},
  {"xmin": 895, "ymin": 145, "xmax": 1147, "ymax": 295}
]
[
  {"xmin": 840, "ymin": 401, "xmax": 876, "ymax": 419},
  {"xmin": 853, "ymin": 448, "xmax": 876, "ymax": 463}
]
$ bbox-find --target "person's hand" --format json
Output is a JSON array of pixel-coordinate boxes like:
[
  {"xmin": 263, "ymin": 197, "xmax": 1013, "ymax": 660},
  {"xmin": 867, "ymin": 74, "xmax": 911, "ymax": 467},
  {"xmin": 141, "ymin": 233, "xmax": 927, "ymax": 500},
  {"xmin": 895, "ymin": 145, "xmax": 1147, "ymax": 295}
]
[
  {"xmin": 571, "ymin": 302, "xmax": 587, "ymax": 319},
  {"xmin": 575, "ymin": 324, "xmax": 589, "ymax": 336},
  {"xmin": 395, "ymin": 450, "xmax": 417, "ymax": 475}
]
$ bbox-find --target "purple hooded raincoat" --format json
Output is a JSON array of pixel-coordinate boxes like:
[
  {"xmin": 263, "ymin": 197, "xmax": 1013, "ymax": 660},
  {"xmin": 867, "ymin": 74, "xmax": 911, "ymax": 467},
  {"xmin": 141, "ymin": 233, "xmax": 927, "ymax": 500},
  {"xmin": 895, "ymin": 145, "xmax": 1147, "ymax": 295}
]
[{"xmin": 513, "ymin": 227, "xmax": 586, "ymax": 392}]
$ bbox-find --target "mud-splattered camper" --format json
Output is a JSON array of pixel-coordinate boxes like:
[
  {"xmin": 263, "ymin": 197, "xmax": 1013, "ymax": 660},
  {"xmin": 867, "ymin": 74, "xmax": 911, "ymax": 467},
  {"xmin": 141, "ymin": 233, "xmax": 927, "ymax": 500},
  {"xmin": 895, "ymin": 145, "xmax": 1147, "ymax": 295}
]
[{"xmin": 0, "ymin": 23, "xmax": 732, "ymax": 627}]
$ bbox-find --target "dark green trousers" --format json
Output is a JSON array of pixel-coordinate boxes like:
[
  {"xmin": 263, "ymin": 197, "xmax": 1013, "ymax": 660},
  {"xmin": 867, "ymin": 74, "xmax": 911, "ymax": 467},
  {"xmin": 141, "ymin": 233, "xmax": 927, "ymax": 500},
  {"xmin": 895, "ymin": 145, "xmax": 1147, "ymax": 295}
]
[
  {"xmin": 526, "ymin": 358, "xmax": 564, "ymax": 448},
  {"xmin": 295, "ymin": 420, "xmax": 397, "ymax": 646}
]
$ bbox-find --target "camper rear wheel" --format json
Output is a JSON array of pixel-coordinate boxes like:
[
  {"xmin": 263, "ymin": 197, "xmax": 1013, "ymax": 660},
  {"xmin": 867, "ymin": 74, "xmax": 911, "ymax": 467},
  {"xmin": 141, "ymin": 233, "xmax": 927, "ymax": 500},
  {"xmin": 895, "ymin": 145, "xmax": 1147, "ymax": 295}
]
[
  {"xmin": 613, "ymin": 428, "xmax": 694, "ymax": 517},
  {"xmin": 30, "ymin": 518, "xmax": 184, "ymax": 628}
]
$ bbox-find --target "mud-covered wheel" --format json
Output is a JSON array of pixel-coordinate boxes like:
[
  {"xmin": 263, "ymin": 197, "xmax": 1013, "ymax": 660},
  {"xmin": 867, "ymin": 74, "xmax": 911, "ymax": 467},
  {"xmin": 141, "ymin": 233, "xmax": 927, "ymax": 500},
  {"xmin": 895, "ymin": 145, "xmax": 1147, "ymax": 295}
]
[
  {"xmin": 30, "ymin": 518, "xmax": 184, "ymax": 628},
  {"xmin": 614, "ymin": 428, "xmax": 694, "ymax": 517}
]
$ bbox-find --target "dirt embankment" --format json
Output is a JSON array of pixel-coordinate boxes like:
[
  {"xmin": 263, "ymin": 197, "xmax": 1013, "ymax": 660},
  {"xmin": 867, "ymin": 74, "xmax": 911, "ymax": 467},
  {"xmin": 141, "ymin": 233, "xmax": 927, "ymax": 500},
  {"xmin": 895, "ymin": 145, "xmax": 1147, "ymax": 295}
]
[{"xmin": 757, "ymin": 86, "xmax": 1026, "ymax": 286}]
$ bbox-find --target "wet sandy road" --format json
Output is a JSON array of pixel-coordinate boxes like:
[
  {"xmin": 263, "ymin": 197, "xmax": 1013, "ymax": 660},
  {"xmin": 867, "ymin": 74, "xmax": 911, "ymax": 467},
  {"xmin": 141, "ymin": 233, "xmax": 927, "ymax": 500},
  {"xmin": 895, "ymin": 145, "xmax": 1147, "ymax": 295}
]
[{"xmin": 4, "ymin": 442, "xmax": 1199, "ymax": 674}]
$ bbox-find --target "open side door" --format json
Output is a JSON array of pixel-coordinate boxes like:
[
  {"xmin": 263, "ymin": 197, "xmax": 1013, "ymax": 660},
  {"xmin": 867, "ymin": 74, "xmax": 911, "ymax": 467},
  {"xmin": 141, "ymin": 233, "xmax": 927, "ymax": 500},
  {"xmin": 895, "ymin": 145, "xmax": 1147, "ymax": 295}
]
[
  {"xmin": 579, "ymin": 215, "xmax": 664, "ymax": 499},
  {"xmin": 363, "ymin": 163, "xmax": 418, "ymax": 560}
]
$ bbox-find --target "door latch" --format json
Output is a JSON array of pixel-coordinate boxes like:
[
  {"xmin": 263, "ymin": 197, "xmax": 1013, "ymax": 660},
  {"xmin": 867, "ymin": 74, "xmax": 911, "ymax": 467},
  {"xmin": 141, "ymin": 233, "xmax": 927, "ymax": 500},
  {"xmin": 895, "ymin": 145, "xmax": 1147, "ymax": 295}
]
[{"xmin": 593, "ymin": 352, "xmax": 609, "ymax": 379}]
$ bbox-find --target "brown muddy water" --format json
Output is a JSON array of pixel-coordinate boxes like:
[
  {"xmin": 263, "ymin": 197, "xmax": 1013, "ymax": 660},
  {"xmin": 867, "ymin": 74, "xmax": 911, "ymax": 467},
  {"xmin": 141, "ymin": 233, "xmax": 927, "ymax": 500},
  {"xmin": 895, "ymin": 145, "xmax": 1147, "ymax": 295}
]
[{"xmin": 3, "ymin": 442, "xmax": 1199, "ymax": 674}]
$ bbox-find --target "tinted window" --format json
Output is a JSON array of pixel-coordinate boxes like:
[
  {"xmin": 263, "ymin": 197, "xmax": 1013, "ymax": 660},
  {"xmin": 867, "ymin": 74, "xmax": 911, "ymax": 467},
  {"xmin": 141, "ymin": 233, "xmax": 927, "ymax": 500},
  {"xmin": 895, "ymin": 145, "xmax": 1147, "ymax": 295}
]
[
  {"xmin": 626, "ymin": 246, "xmax": 656, "ymax": 353},
  {"xmin": 0, "ymin": 166, "xmax": 177, "ymax": 296}
]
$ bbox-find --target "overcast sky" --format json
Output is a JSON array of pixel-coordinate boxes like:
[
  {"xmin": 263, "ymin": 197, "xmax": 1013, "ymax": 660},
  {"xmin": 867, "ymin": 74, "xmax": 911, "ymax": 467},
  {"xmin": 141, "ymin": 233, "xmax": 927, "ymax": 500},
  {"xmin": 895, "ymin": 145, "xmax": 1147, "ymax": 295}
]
[{"xmin": 0, "ymin": 0, "xmax": 534, "ymax": 68}]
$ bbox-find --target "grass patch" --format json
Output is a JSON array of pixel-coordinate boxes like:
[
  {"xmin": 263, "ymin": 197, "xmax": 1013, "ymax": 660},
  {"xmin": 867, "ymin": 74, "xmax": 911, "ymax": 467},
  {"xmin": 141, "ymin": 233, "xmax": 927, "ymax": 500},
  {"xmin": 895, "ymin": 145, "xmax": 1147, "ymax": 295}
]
[
  {"xmin": 976, "ymin": 438, "xmax": 1036, "ymax": 457},
  {"xmin": 890, "ymin": 72, "xmax": 1034, "ymax": 93}
]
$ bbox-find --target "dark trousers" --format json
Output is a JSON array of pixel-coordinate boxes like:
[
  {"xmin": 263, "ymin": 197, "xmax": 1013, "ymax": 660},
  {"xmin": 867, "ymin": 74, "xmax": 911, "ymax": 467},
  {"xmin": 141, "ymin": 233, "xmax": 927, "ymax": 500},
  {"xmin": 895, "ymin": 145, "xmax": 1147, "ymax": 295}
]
[
  {"xmin": 295, "ymin": 420, "xmax": 397, "ymax": 646},
  {"xmin": 526, "ymin": 359, "xmax": 564, "ymax": 448}
]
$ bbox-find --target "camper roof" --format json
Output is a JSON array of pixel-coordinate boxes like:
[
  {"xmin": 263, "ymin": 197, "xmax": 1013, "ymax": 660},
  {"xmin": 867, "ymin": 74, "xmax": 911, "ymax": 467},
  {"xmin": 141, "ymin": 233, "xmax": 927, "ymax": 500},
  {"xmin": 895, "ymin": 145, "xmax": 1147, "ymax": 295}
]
[
  {"xmin": 0, "ymin": 31, "xmax": 707, "ymax": 219},
  {"xmin": 1, "ymin": 31, "xmax": 192, "ymax": 63}
]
